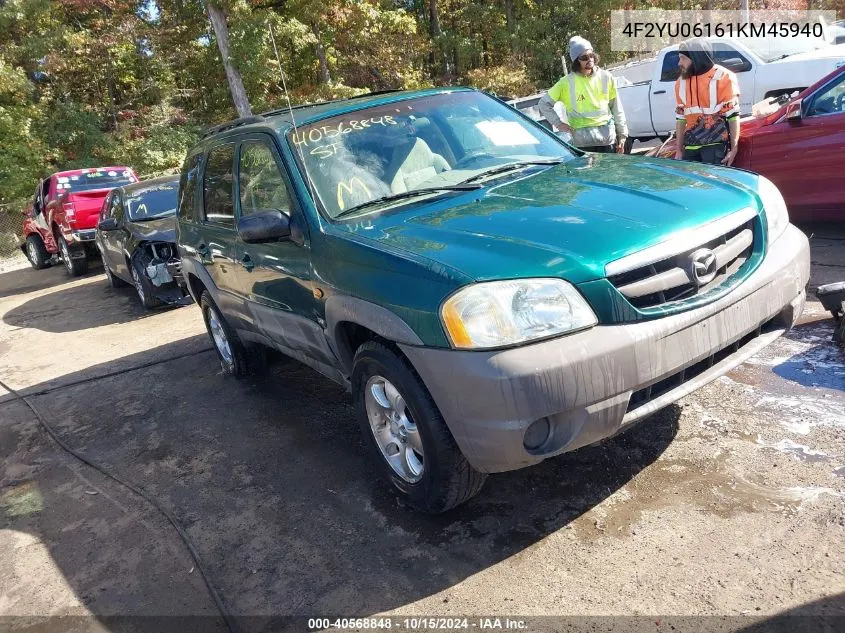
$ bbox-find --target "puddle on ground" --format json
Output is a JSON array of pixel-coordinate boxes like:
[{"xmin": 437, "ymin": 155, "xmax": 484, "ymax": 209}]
[
  {"xmin": 570, "ymin": 448, "xmax": 845, "ymax": 542},
  {"xmin": 726, "ymin": 364, "xmax": 761, "ymax": 387},
  {"xmin": 699, "ymin": 417, "xmax": 758, "ymax": 443},
  {"xmin": 755, "ymin": 438, "xmax": 831, "ymax": 463},
  {"xmin": 744, "ymin": 321, "xmax": 845, "ymax": 390}
]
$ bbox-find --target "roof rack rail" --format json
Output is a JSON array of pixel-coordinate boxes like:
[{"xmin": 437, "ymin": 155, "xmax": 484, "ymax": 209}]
[
  {"xmin": 257, "ymin": 89, "xmax": 406, "ymax": 119},
  {"xmin": 201, "ymin": 115, "xmax": 266, "ymax": 139},
  {"xmin": 205, "ymin": 90, "xmax": 409, "ymax": 137}
]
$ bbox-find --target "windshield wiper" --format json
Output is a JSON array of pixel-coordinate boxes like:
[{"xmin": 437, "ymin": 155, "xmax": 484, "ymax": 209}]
[
  {"xmin": 334, "ymin": 184, "xmax": 482, "ymax": 219},
  {"xmin": 459, "ymin": 158, "xmax": 565, "ymax": 184},
  {"xmin": 131, "ymin": 215, "xmax": 173, "ymax": 222}
]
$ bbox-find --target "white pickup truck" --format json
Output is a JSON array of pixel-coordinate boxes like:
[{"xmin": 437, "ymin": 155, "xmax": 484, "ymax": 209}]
[{"xmin": 620, "ymin": 37, "xmax": 845, "ymax": 149}]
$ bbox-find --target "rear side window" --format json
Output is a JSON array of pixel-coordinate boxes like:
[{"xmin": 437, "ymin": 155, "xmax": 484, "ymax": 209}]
[
  {"xmin": 203, "ymin": 144, "xmax": 235, "ymax": 227},
  {"xmin": 178, "ymin": 154, "xmax": 201, "ymax": 222},
  {"xmin": 238, "ymin": 141, "xmax": 292, "ymax": 217},
  {"xmin": 660, "ymin": 51, "xmax": 680, "ymax": 82}
]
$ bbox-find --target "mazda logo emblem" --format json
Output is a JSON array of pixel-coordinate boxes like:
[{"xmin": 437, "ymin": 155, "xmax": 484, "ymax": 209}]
[{"xmin": 688, "ymin": 248, "xmax": 718, "ymax": 286}]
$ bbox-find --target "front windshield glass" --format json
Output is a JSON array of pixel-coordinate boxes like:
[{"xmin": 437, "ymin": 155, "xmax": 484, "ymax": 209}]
[
  {"xmin": 737, "ymin": 32, "xmax": 831, "ymax": 62},
  {"xmin": 126, "ymin": 184, "xmax": 179, "ymax": 221},
  {"xmin": 287, "ymin": 91, "xmax": 573, "ymax": 220}
]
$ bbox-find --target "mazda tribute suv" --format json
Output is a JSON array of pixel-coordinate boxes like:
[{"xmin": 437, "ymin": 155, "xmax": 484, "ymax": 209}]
[{"xmin": 176, "ymin": 88, "xmax": 809, "ymax": 513}]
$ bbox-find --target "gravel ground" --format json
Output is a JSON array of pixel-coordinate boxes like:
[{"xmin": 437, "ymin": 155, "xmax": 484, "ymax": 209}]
[{"xmin": 0, "ymin": 225, "xmax": 843, "ymax": 633}]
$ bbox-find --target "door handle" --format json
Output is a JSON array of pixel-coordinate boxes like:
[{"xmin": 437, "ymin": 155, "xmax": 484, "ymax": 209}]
[
  {"xmin": 653, "ymin": 90, "xmax": 666, "ymax": 95},
  {"xmin": 197, "ymin": 244, "xmax": 210, "ymax": 257},
  {"xmin": 241, "ymin": 253, "xmax": 255, "ymax": 272}
]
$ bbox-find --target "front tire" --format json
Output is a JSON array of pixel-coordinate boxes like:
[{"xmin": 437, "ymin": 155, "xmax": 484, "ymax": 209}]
[
  {"xmin": 352, "ymin": 341, "xmax": 486, "ymax": 513},
  {"xmin": 200, "ymin": 290, "xmax": 265, "ymax": 377},
  {"xmin": 25, "ymin": 235, "xmax": 51, "ymax": 269},
  {"xmin": 130, "ymin": 258, "xmax": 161, "ymax": 309}
]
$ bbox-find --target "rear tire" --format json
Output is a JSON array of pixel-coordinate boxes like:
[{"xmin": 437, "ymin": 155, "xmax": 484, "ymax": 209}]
[
  {"xmin": 25, "ymin": 235, "xmax": 51, "ymax": 269},
  {"xmin": 101, "ymin": 253, "xmax": 128, "ymax": 288},
  {"xmin": 352, "ymin": 341, "xmax": 486, "ymax": 513},
  {"xmin": 200, "ymin": 290, "xmax": 266, "ymax": 377},
  {"xmin": 59, "ymin": 235, "xmax": 88, "ymax": 277}
]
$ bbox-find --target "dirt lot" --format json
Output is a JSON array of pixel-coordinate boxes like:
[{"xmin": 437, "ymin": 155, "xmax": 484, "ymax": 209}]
[{"xmin": 1, "ymin": 226, "xmax": 844, "ymax": 633}]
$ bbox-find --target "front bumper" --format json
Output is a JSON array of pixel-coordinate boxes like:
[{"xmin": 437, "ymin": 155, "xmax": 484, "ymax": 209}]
[{"xmin": 400, "ymin": 224, "xmax": 810, "ymax": 473}]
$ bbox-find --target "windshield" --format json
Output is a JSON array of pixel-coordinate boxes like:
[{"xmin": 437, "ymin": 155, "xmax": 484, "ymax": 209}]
[
  {"xmin": 287, "ymin": 91, "xmax": 573, "ymax": 220},
  {"xmin": 56, "ymin": 169, "xmax": 137, "ymax": 193},
  {"xmin": 126, "ymin": 184, "xmax": 179, "ymax": 221},
  {"xmin": 737, "ymin": 33, "xmax": 831, "ymax": 62}
]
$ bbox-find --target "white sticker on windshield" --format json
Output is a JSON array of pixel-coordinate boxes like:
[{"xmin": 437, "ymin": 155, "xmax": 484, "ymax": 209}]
[{"xmin": 474, "ymin": 121, "xmax": 540, "ymax": 146}]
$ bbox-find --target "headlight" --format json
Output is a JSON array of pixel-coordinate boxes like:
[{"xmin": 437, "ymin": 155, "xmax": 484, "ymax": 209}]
[
  {"xmin": 757, "ymin": 175, "xmax": 789, "ymax": 245},
  {"xmin": 441, "ymin": 279, "xmax": 597, "ymax": 349}
]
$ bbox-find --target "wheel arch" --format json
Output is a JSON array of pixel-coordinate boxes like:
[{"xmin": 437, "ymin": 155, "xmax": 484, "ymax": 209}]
[{"xmin": 325, "ymin": 295, "xmax": 424, "ymax": 374}]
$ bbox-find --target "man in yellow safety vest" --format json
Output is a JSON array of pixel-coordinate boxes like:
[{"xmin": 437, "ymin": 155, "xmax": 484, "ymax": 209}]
[{"xmin": 538, "ymin": 36, "xmax": 628, "ymax": 153}]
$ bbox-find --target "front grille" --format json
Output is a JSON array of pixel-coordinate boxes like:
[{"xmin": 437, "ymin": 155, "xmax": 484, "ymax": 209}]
[
  {"xmin": 626, "ymin": 319, "xmax": 770, "ymax": 413},
  {"xmin": 609, "ymin": 220, "xmax": 755, "ymax": 310}
]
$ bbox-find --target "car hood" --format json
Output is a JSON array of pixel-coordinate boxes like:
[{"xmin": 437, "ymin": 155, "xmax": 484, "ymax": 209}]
[
  {"xmin": 127, "ymin": 216, "xmax": 176, "ymax": 242},
  {"xmin": 770, "ymin": 43, "xmax": 845, "ymax": 63},
  {"xmin": 338, "ymin": 154, "xmax": 762, "ymax": 284}
]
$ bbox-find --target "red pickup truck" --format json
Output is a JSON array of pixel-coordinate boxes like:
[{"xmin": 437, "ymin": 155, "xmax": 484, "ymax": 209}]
[{"xmin": 21, "ymin": 167, "xmax": 139, "ymax": 275}]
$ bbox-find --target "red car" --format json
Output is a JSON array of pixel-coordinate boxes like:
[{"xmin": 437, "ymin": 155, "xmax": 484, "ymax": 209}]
[
  {"xmin": 21, "ymin": 167, "xmax": 139, "ymax": 275},
  {"xmin": 734, "ymin": 65, "xmax": 845, "ymax": 222}
]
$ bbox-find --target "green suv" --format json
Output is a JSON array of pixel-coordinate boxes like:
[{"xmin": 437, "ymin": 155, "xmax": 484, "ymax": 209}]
[{"xmin": 176, "ymin": 88, "xmax": 809, "ymax": 513}]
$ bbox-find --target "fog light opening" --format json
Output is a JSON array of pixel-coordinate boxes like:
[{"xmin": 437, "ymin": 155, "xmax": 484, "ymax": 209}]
[{"xmin": 523, "ymin": 417, "xmax": 551, "ymax": 451}]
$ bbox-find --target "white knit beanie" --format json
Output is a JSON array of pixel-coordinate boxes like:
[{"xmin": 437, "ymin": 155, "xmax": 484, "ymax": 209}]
[{"xmin": 569, "ymin": 36, "xmax": 593, "ymax": 61}]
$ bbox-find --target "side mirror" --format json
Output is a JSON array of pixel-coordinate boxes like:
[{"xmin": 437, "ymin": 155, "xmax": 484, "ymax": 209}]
[
  {"xmin": 786, "ymin": 98, "xmax": 803, "ymax": 122},
  {"xmin": 237, "ymin": 209, "xmax": 291, "ymax": 243},
  {"xmin": 98, "ymin": 218, "xmax": 119, "ymax": 231},
  {"xmin": 721, "ymin": 57, "xmax": 750, "ymax": 73}
]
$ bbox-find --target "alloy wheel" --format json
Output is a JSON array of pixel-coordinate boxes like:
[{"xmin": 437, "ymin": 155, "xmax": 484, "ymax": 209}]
[
  {"xmin": 364, "ymin": 375, "xmax": 424, "ymax": 483},
  {"xmin": 130, "ymin": 266, "xmax": 146, "ymax": 303},
  {"xmin": 60, "ymin": 238, "xmax": 72, "ymax": 273},
  {"xmin": 207, "ymin": 308, "xmax": 233, "ymax": 365}
]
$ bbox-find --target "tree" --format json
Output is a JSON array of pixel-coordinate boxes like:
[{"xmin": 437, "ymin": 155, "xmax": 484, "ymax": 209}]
[{"xmin": 206, "ymin": 1, "xmax": 252, "ymax": 117}]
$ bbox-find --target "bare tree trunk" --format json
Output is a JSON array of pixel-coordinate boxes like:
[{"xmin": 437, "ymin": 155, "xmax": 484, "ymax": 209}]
[
  {"xmin": 311, "ymin": 24, "xmax": 331, "ymax": 84},
  {"xmin": 428, "ymin": 0, "xmax": 443, "ymax": 78},
  {"xmin": 105, "ymin": 51, "xmax": 119, "ymax": 131},
  {"xmin": 429, "ymin": 0, "xmax": 442, "ymax": 39},
  {"xmin": 207, "ymin": 2, "xmax": 252, "ymax": 118},
  {"xmin": 504, "ymin": 0, "xmax": 514, "ymax": 33}
]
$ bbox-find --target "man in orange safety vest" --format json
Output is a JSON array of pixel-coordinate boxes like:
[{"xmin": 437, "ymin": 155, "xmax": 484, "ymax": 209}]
[{"xmin": 674, "ymin": 38, "xmax": 741, "ymax": 166}]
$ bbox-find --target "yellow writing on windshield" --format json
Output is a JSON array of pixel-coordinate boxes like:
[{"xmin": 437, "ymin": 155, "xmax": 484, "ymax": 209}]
[
  {"xmin": 336, "ymin": 178, "xmax": 372, "ymax": 212},
  {"xmin": 293, "ymin": 116, "xmax": 398, "ymax": 150}
]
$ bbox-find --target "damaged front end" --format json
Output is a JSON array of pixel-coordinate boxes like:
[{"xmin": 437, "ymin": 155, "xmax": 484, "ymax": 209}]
[{"xmin": 135, "ymin": 242, "xmax": 193, "ymax": 306}]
